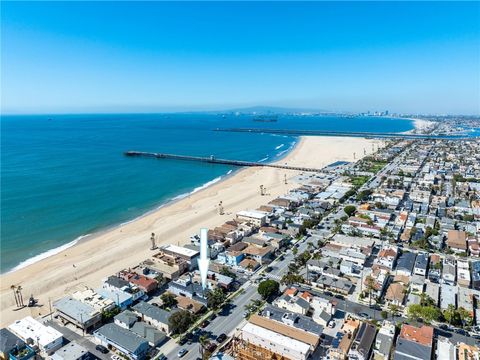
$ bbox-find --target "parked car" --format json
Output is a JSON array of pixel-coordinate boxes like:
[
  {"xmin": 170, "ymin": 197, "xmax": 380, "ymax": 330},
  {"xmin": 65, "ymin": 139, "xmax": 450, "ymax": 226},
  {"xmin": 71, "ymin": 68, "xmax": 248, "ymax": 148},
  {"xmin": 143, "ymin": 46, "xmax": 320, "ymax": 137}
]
[
  {"xmin": 178, "ymin": 349, "xmax": 188, "ymax": 358},
  {"xmin": 178, "ymin": 337, "xmax": 187, "ymax": 345},
  {"xmin": 217, "ymin": 333, "xmax": 227, "ymax": 343},
  {"xmin": 200, "ymin": 320, "xmax": 210, "ymax": 328},
  {"xmin": 359, "ymin": 313, "xmax": 369, "ymax": 319},
  {"xmin": 95, "ymin": 345, "xmax": 108, "ymax": 354},
  {"xmin": 111, "ymin": 355, "xmax": 121, "ymax": 360},
  {"xmin": 328, "ymin": 320, "xmax": 336, "ymax": 328},
  {"xmin": 206, "ymin": 343, "xmax": 217, "ymax": 352}
]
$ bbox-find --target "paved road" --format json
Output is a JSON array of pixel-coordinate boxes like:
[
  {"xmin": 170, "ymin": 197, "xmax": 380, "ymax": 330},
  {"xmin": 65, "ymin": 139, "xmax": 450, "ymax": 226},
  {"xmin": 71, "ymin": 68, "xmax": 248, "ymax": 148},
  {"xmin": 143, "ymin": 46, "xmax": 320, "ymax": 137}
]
[
  {"xmin": 162, "ymin": 281, "xmax": 260, "ymax": 360},
  {"xmin": 46, "ymin": 320, "xmax": 110, "ymax": 360}
]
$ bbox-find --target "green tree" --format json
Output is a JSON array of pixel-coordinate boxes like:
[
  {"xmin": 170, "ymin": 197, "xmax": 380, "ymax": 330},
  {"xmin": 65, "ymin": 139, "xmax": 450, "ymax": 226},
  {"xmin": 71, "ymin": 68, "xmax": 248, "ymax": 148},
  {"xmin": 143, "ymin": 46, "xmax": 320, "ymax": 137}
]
[
  {"xmin": 206, "ymin": 288, "xmax": 226, "ymax": 310},
  {"xmin": 258, "ymin": 279, "xmax": 280, "ymax": 300},
  {"xmin": 169, "ymin": 310, "xmax": 195, "ymax": 335},
  {"xmin": 344, "ymin": 205, "xmax": 356, "ymax": 217},
  {"xmin": 280, "ymin": 273, "xmax": 304, "ymax": 286},
  {"xmin": 292, "ymin": 247, "xmax": 298, "ymax": 256},
  {"xmin": 457, "ymin": 307, "xmax": 473, "ymax": 327},
  {"xmin": 220, "ymin": 266, "xmax": 237, "ymax": 280},
  {"xmin": 102, "ymin": 306, "xmax": 121, "ymax": 321},
  {"xmin": 443, "ymin": 304, "xmax": 458, "ymax": 326},
  {"xmin": 161, "ymin": 292, "xmax": 178, "ymax": 309},
  {"xmin": 364, "ymin": 275, "xmax": 376, "ymax": 307}
]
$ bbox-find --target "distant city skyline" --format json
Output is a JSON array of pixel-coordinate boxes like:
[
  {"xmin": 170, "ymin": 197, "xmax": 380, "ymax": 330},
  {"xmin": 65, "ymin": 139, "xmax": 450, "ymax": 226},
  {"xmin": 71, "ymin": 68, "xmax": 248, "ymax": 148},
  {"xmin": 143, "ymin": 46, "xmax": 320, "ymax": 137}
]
[{"xmin": 2, "ymin": 1, "xmax": 479, "ymax": 115}]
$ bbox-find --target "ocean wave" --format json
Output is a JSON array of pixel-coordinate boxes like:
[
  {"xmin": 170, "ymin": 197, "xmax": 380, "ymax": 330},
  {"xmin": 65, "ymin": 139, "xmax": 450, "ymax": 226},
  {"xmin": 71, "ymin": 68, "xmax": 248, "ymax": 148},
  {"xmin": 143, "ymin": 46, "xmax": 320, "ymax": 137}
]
[
  {"xmin": 7, "ymin": 175, "xmax": 228, "ymax": 274},
  {"xmin": 227, "ymin": 170, "xmax": 233, "ymax": 175},
  {"xmin": 191, "ymin": 176, "xmax": 223, "ymax": 193},
  {"xmin": 275, "ymin": 144, "xmax": 285, "ymax": 150},
  {"xmin": 276, "ymin": 149, "xmax": 289, "ymax": 157},
  {"xmin": 8, "ymin": 234, "xmax": 90, "ymax": 273},
  {"xmin": 258, "ymin": 156, "xmax": 269, "ymax": 162}
]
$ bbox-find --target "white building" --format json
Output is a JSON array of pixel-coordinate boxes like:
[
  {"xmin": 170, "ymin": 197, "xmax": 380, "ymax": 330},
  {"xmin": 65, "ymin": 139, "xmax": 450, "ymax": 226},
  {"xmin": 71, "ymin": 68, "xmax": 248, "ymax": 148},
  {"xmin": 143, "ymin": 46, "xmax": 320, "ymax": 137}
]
[
  {"xmin": 72, "ymin": 288, "xmax": 116, "ymax": 313},
  {"xmin": 236, "ymin": 210, "xmax": 267, "ymax": 226},
  {"xmin": 436, "ymin": 336, "xmax": 456, "ymax": 360},
  {"xmin": 8, "ymin": 316, "xmax": 63, "ymax": 355}
]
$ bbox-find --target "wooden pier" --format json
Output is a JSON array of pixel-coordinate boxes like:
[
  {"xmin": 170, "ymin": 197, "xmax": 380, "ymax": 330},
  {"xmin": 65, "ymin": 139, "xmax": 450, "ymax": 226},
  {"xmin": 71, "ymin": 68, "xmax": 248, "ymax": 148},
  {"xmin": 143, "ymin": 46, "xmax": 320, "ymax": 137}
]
[{"xmin": 124, "ymin": 151, "xmax": 323, "ymax": 172}]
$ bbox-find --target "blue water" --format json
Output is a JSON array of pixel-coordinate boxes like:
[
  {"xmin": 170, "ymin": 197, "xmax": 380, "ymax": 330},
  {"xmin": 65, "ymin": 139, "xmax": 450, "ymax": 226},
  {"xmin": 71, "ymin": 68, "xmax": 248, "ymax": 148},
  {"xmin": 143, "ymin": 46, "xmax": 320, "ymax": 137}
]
[{"xmin": 1, "ymin": 114, "xmax": 414, "ymax": 272}]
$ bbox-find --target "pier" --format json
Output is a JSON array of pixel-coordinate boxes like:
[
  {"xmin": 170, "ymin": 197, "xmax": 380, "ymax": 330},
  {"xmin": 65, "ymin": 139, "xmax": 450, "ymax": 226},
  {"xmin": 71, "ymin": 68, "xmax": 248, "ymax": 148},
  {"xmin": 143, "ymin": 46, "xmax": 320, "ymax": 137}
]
[
  {"xmin": 213, "ymin": 128, "xmax": 468, "ymax": 140},
  {"xmin": 124, "ymin": 151, "xmax": 323, "ymax": 172}
]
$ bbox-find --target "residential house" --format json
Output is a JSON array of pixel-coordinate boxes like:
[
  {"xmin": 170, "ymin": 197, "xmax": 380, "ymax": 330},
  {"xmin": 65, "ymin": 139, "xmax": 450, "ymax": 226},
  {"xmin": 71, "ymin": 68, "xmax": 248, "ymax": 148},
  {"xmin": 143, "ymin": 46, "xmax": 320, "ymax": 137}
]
[
  {"xmin": 396, "ymin": 252, "xmax": 416, "ymax": 277},
  {"xmin": 132, "ymin": 302, "xmax": 175, "ymax": 334},
  {"xmin": 436, "ymin": 336, "xmax": 456, "ymax": 360},
  {"xmin": 50, "ymin": 342, "xmax": 90, "ymax": 360},
  {"xmin": 348, "ymin": 322, "xmax": 376, "ymax": 360},
  {"xmin": 374, "ymin": 247, "xmax": 398, "ymax": 270},
  {"xmin": 236, "ymin": 210, "xmax": 267, "ymax": 226},
  {"xmin": 53, "ymin": 297, "xmax": 102, "ymax": 332},
  {"xmin": 273, "ymin": 290, "xmax": 310, "ymax": 315},
  {"xmin": 393, "ymin": 325, "xmax": 433, "ymax": 360},
  {"xmin": 374, "ymin": 321, "xmax": 395, "ymax": 360},
  {"xmin": 442, "ymin": 257, "xmax": 456, "ymax": 285},
  {"xmin": 447, "ymin": 230, "xmax": 467, "ymax": 253},
  {"xmin": 8, "ymin": 317, "xmax": 63, "ymax": 355},
  {"xmin": 118, "ymin": 270, "xmax": 158, "ymax": 293},
  {"xmin": 160, "ymin": 244, "xmax": 200, "ymax": 270},
  {"xmin": 94, "ymin": 324, "xmax": 149, "ymax": 360},
  {"xmin": 413, "ymin": 253, "xmax": 429, "ymax": 276}
]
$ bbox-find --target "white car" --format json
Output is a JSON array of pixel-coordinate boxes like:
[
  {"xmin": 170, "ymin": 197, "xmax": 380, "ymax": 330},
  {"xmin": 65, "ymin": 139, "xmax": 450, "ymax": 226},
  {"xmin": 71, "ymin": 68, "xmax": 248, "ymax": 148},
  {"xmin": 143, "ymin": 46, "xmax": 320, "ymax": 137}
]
[{"xmin": 111, "ymin": 355, "xmax": 121, "ymax": 360}]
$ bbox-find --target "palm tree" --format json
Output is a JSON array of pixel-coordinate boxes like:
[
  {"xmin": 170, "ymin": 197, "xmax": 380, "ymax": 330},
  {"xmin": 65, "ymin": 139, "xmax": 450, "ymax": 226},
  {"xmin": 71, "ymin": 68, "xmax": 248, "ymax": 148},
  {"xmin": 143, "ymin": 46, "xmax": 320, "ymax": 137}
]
[
  {"xmin": 444, "ymin": 304, "xmax": 456, "ymax": 326},
  {"xmin": 388, "ymin": 304, "xmax": 400, "ymax": 320},
  {"xmin": 199, "ymin": 335, "xmax": 209, "ymax": 359},
  {"xmin": 364, "ymin": 276, "xmax": 376, "ymax": 307},
  {"xmin": 11, "ymin": 285, "xmax": 19, "ymax": 308}
]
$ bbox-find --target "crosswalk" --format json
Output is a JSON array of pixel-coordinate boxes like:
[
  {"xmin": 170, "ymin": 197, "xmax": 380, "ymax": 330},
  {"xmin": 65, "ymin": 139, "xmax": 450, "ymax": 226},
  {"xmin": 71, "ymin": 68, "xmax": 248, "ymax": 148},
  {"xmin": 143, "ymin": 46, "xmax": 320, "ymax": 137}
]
[{"xmin": 263, "ymin": 273, "xmax": 282, "ymax": 281}]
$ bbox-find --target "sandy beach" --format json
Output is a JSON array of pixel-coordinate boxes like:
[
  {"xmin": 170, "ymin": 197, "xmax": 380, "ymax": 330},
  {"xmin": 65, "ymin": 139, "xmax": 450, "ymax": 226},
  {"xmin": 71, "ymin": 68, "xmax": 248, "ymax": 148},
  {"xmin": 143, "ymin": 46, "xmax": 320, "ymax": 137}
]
[{"xmin": 0, "ymin": 136, "xmax": 380, "ymax": 326}]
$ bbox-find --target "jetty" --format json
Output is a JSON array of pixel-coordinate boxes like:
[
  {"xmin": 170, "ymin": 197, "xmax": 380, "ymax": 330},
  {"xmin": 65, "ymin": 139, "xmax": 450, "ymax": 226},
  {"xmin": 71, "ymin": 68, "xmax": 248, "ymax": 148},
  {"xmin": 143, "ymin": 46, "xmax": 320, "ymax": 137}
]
[
  {"xmin": 213, "ymin": 128, "xmax": 468, "ymax": 140},
  {"xmin": 124, "ymin": 151, "xmax": 323, "ymax": 172}
]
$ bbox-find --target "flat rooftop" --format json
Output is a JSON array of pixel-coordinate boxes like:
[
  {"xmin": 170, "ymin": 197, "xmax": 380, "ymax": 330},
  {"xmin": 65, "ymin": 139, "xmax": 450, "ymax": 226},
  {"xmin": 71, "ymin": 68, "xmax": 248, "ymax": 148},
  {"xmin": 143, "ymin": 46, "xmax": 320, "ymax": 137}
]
[
  {"xmin": 8, "ymin": 316, "xmax": 62, "ymax": 347},
  {"xmin": 162, "ymin": 244, "xmax": 199, "ymax": 258}
]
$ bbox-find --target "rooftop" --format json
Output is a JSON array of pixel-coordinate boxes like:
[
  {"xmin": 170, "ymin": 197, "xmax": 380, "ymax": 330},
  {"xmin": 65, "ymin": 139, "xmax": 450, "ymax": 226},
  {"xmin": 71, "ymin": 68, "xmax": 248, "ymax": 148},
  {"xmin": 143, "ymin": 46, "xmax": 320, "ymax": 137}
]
[
  {"xmin": 8, "ymin": 316, "xmax": 63, "ymax": 348},
  {"xmin": 95, "ymin": 323, "xmax": 148, "ymax": 354}
]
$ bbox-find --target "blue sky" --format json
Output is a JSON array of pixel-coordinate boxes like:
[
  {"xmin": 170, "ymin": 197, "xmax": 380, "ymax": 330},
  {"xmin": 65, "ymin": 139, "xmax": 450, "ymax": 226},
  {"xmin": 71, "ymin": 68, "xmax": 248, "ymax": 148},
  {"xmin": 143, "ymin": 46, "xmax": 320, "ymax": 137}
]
[{"xmin": 2, "ymin": 1, "xmax": 479, "ymax": 114}]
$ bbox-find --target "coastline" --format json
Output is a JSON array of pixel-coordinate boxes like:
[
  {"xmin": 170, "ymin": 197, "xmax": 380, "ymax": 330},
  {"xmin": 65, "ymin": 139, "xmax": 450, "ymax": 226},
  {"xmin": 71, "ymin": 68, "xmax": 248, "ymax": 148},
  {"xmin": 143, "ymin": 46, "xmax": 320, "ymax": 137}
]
[
  {"xmin": 5, "ymin": 138, "xmax": 299, "ymax": 274},
  {"xmin": 403, "ymin": 117, "xmax": 436, "ymax": 134},
  {"xmin": 0, "ymin": 136, "xmax": 379, "ymax": 326}
]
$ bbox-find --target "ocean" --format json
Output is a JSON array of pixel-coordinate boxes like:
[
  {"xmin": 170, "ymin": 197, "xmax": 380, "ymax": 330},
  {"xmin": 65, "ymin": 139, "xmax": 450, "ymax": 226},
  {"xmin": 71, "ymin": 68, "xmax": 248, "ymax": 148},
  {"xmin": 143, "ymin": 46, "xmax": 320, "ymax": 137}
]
[{"xmin": 1, "ymin": 114, "xmax": 414, "ymax": 273}]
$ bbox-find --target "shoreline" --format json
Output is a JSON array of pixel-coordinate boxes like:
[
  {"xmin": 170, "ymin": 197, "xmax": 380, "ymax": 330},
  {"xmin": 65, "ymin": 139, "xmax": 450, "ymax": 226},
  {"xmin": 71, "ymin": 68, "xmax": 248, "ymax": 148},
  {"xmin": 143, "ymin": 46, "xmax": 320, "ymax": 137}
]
[
  {"xmin": 402, "ymin": 117, "xmax": 436, "ymax": 134},
  {"xmin": 0, "ymin": 136, "xmax": 379, "ymax": 326},
  {"xmin": 4, "ymin": 138, "xmax": 299, "ymax": 274}
]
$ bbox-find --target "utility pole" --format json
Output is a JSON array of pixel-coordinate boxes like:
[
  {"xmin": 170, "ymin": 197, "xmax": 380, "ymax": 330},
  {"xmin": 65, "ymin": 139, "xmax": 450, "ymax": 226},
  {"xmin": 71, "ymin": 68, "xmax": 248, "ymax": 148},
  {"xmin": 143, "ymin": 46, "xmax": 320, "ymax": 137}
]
[
  {"xmin": 353, "ymin": 152, "xmax": 356, "ymax": 160},
  {"xmin": 218, "ymin": 201, "xmax": 224, "ymax": 215},
  {"xmin": 284, "ymin": 174, "xmax": 288, "ymax": 185},
  {"xmin": 260, "ymin": 185, "xmax": 264, "ymax": 196}
]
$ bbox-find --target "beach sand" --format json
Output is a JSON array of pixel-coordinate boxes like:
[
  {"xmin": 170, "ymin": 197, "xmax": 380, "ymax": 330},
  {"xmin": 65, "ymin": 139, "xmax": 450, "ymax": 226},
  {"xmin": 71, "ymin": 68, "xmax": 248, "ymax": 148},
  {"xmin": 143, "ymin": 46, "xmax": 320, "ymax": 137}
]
[{"xmin": 0, "ymin": 136, "xmax": 381, "ymax": 326}]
